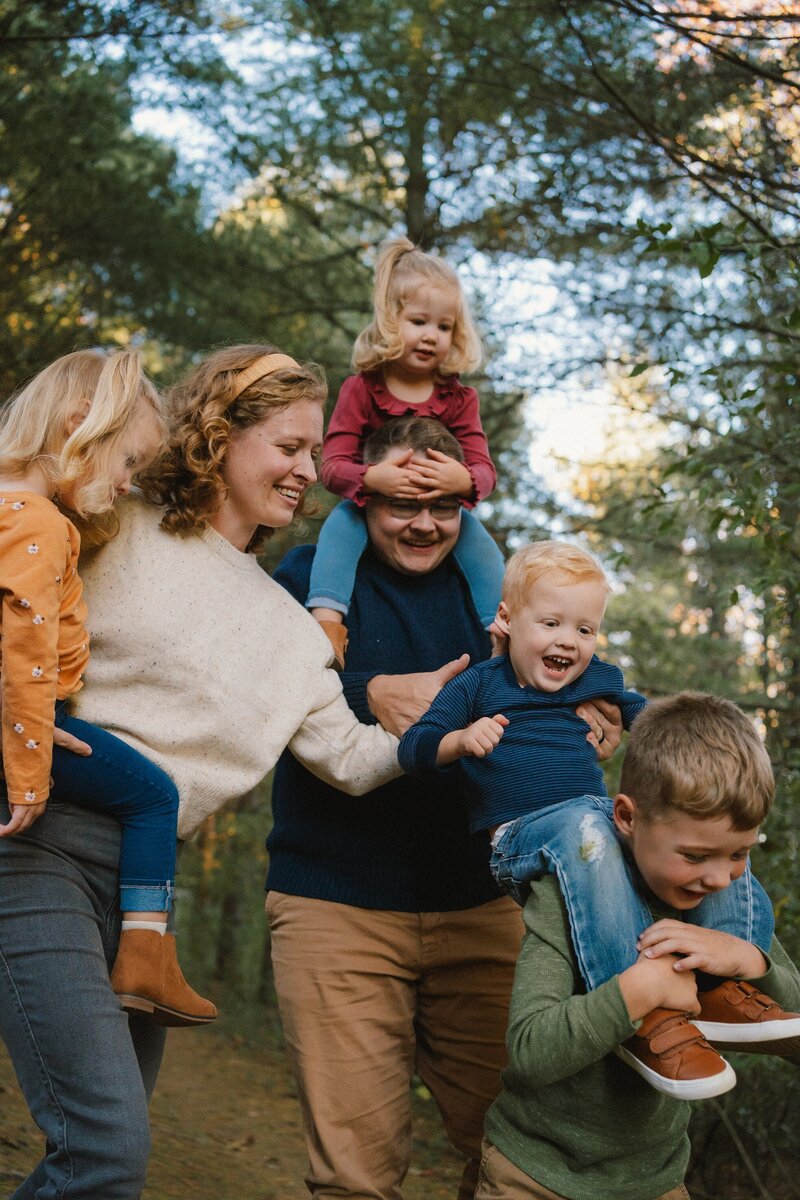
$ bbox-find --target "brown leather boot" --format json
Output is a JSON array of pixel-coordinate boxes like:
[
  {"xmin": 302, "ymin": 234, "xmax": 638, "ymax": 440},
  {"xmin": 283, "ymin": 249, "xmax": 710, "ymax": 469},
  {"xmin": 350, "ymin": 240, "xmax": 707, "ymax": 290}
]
[
  {"xmin": 111, "ymin": 929, "xmax": 218, "ymax": 1027},
  {"xmin": 616, "ymin": 1007, "xmax": 736, "ymax": 1100},
  {"xmin": 318, "ymin": 620, "xmax": 349, "ymax": 670}
]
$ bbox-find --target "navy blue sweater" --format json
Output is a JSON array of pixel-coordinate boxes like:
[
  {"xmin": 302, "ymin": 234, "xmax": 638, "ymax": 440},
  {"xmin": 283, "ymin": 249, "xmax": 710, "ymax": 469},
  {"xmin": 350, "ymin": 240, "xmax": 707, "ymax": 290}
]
[
  {"xmin": 266, "ymin": 544, "xmax": 501, "ymax": 912},
  {"xmin": 399, "ymin": 655, "xmax": 647, "ymax": 832}
]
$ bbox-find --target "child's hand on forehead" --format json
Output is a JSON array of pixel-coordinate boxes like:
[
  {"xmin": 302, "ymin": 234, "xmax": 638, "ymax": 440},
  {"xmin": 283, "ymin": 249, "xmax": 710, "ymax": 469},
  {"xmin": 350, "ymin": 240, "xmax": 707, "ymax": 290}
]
[
  {"xmin": 637, "ymin": 920, "xmax": 768, "ymax": 981},
  {"xmin": 363, "ymin": 451, "xmax": 426, "ymax": 498},
  {"xmin": 405, "ymin": 450, "xmax": 473, "ymax": 501}
]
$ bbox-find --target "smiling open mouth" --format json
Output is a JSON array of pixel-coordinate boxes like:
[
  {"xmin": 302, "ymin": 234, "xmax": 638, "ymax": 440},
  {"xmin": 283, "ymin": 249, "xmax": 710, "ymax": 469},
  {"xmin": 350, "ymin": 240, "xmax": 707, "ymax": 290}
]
[{"xmin": 543, "ymin": 656, "xmax": 572, "ymax": 673}]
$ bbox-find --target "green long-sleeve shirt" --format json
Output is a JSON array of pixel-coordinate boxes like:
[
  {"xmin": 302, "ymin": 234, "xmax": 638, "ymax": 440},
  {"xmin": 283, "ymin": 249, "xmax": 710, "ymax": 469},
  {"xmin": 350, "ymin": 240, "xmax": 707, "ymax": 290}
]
[{"xmin": 484, "ymin": 874, "xmax": 800, "ymax": 1200}]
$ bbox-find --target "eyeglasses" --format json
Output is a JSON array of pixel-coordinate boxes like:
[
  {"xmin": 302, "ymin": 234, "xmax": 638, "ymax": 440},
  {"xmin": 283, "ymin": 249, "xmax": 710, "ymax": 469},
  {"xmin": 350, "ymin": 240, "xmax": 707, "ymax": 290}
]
[{"xmin": 373, "ymin": 497, "xmax": 462, "ymax": 521}]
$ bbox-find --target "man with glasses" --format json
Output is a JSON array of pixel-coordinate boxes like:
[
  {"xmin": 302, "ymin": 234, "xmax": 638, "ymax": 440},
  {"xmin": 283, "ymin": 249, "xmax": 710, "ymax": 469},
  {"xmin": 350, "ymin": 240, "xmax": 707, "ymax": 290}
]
[{"xmin": 266, "ymin": 416, "xmax": 620, "ymax": 1200}]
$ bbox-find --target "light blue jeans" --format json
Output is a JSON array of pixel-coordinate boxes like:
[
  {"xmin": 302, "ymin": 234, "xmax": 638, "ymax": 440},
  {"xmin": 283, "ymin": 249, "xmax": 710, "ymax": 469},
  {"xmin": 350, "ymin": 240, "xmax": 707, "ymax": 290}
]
[
  {"xmin": 490, "ymin": 794, "xmax": 774, "ymax": 991},
  {"xmin": 307, "ymin": 499, "xmax": 505, "ymax": 628},
  {"xmin": 0, "ymin": 796, "xmax": 167, "ymax": 1198}
]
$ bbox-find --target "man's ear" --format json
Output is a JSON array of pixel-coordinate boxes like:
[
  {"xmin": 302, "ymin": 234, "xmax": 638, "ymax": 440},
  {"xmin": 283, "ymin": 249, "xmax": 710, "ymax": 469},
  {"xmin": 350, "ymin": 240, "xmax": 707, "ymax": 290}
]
[
  {"xmin": 494, "ymin": 601, "xmax": 511, "ymax": 636},
  {"xmin": 612, "ymin": 793, "xmax": 637, "ymax": 838},
  {"xmin": 65, "ymin": 400, "xmax": 91, "ymax": 436}
]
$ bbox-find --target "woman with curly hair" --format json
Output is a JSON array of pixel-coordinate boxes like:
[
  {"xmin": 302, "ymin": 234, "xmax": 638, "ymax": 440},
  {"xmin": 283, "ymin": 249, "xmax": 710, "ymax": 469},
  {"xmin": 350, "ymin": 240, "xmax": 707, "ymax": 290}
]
[{"xmin": 0, "ymin": 345, "xmax": 401, "ymax": 1200}]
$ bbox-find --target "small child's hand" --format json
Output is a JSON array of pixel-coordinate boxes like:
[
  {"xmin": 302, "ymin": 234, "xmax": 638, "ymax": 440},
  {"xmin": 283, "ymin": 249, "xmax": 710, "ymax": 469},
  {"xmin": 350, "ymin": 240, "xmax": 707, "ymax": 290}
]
[
  {"xmin": 0, "ymin": 800, "xmax": 47, "ymax": 838},
  {"xmin": 637, "ymin": 919, "xmax": 768, "ymax": 981},
  {"xmin": 436, "ymin": 715, "xmax": 509, "ymax": 766},
  {"xmin": 405, "ymin": 450, "xmax": 473, "ymax": 501},
  {"xmin": 363, "ymin": 453, "xmax": 424, "ymax": 498},
  {"xmin": 459, "ymin": 714, "xmax": 509, "ymax": 758},
  {"xmin": 619, "ymin": 953, "xmax": 701, "ymax": 1021}
]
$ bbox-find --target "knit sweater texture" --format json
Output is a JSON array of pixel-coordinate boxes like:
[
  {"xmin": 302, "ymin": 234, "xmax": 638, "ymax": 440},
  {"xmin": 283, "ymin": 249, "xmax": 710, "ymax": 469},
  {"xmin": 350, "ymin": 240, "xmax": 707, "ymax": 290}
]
[
  {"xmin": 266, "ymin": 543, "xmax": 503, "ymax": 912},
  {"xmin": 74, "ymin": 496, "xmax": 400, "ymax": 839},
  {"xmin": 485, "ymin": 873, "xmax": 800, "ymax": 1200},
  {"xmin": 399, "ymin": 654, "xmax": 646, "ymax": 832}
]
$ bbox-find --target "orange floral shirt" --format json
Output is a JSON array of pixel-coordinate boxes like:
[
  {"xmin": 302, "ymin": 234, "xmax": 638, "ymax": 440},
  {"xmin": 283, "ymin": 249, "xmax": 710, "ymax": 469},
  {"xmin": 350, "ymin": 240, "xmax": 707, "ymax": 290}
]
[{"xmin": 0, "ymin": 492, "xmax": 89, "ymax": 805}]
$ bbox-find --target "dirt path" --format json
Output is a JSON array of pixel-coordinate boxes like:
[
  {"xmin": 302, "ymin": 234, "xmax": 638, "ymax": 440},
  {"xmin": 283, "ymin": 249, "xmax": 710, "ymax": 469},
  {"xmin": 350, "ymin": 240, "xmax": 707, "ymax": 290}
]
[{"xmin": 1, "ymin": 1025, "xmax": 463, "ymax": 1199}]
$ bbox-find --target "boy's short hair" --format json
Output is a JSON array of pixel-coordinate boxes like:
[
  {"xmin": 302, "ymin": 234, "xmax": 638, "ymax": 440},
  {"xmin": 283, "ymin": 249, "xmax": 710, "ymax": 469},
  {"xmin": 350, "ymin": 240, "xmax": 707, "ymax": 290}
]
[
  {"xmin": 363, "ymin": 415, "xmax": 464, "ymax": 465},
  {"xmin": 502, "ymin": 541, "xmax": 610, "ymax": 612},
  {"xmin": 621, "ymin": 692, "xmax": 774, "ymax": 829}
]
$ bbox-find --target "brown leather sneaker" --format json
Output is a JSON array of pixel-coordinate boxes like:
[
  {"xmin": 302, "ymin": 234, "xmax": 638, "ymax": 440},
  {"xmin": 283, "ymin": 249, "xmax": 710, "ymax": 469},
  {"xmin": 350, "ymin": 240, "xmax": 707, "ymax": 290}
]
[
  {"xmin": 694, "ymin": 980, "xmax": 800, "ymax": 1057},
  {"xmin": 616, "ymin": 1007, "xmax": 736, "ymax": 1100},
  {"xmin": 111, "ymin": 929, "xmax": 218, "ymax": 1027},
  {"xmin": 318, "ymin": 620, "xmax": 349, "ymax": 670}
]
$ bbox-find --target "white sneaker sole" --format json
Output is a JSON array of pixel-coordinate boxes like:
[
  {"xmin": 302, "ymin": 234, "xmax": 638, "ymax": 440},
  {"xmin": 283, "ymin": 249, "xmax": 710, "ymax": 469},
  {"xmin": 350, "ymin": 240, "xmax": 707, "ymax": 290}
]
[
  {"xmin": 694, "ymin": 1015, "xmax": 800, "ymax": 1043},
  {"xmin": 614, "ymin": 1045, "xmax": 737, "ymax": 1100}
]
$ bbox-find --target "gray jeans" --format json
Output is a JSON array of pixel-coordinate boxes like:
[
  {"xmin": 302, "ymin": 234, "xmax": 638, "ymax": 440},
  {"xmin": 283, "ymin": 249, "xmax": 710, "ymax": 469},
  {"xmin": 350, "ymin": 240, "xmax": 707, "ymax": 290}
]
[{"xmin": 0, "ymin": 796, "xmax": 166, "ymax": 1198}]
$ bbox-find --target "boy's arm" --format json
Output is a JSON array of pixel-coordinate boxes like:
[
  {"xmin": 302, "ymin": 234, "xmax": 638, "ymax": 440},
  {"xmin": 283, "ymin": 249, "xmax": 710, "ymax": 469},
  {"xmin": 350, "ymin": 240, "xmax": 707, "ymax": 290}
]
[
  {"xmin": 397, "ymin": 667, "xmax": 483, "ymax": 773},
  {"xmin": 435, "ymin": 714, "xmax": 507, "ymax": 765},
  {"xmin": 507, "ymin": 876, "xmax": 703, "ymax": 1086},
  {"xmin": 620, "ymin": 687, "xmax": 648, "ymax": 730},
  {"xmin": 750, "ymin": 935, "xmax": 800, "ymax": 1015},
  {"xmin": 637, "ymin": 921, "xmax": 800, "ymax": 1012},
  {"xmin": 507, "ymin": 876, "xmax": 642, "ymax": 1086}
]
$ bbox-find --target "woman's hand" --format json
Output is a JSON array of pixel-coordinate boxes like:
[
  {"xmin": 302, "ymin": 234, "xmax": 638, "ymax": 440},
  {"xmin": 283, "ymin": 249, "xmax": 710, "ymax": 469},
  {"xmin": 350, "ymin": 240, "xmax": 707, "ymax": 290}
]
[
  {"xmin": 405, "ymin": 450, "xmax": 473, "ymax": 501},
  {"xmin": 575, "ymin": 698, "xmax": 623, "ymax": 762},
  {"xmin": 0, "ymin": 800, "xmax": 47, "ymax": 837},
  {"xmin": 367, "ymin": 654, "xmax": 470, "ymax": 736},
  {"xmin": 637, "ymin": 919, "xmax": 769, "ymax": 980}
]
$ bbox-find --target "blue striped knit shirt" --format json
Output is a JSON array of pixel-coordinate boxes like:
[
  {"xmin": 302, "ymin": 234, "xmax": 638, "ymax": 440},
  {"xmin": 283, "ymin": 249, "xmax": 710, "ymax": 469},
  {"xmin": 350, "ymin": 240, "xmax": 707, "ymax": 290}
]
[{"xmin": 398, "ymin": 655, "xmax": 647, "ymax": 833}]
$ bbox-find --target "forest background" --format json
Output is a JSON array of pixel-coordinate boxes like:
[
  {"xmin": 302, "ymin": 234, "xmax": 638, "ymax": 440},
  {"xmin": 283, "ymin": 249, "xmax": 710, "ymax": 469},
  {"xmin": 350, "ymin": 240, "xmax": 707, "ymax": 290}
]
[{"xmin": 1, "ymin": 2, "xmax": 799, "ymax": 1197}]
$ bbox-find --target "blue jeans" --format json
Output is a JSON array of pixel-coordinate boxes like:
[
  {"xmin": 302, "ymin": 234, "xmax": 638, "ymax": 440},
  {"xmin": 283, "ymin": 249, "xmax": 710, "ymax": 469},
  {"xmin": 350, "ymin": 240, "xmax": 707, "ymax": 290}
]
[
  {"xmin": 0, "ymin": 797, "xmax": 167, "ymax": 1198},
  {"xmin": 490, "ymin": 795, "xmax": 775, "ymax": 991},
  {"xmin": 307, "ymin": 500, "xmax": 505, "ymax": 628},
  {"xmin": 53, "ymin": 704, "xmax": 178, "ymax": 912}
]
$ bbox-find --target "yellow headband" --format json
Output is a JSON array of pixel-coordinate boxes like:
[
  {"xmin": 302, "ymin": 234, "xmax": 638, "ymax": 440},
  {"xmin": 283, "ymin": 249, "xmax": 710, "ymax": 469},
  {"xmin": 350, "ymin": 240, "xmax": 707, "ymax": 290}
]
[{"xmin": 230, "ymin": 353, "xmax": 300, "ymax": 400}]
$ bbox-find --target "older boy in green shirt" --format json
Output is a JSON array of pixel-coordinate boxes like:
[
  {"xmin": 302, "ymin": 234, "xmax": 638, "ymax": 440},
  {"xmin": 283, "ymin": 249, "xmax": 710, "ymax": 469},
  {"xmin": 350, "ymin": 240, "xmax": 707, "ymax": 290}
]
[{"xmin": 477, "ymin": 693, "xmax": 800, "ymax": 1200}]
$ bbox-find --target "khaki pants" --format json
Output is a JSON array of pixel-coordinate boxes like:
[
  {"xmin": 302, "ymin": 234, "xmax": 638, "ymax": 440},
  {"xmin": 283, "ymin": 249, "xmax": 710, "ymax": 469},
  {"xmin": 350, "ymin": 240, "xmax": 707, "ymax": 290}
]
[
  {"xmin": 266, "ymin": 892, "xmax": 523, "ymax": 1200},
  {"xmin": 475, "ymin": 1140, "xmax": 691, "ymax": 1200}
]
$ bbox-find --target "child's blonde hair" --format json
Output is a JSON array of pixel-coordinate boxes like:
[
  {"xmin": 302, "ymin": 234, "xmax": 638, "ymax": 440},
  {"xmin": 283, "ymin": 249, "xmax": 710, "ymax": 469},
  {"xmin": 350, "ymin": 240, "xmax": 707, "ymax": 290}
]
[
  {"xmin": 0, "ymin": 349, "xmax": 163, "ymax": 518},
  {"xmin": 621, "ymin": 692, "xmax": 774, "ymax": 829},
  {"xmin": 352, "ymin": 237, "xmax": 483, "ymax": 376},
  {"xmin": 502, "ymin": 541, "xmax": 610, "ymax": 612}
]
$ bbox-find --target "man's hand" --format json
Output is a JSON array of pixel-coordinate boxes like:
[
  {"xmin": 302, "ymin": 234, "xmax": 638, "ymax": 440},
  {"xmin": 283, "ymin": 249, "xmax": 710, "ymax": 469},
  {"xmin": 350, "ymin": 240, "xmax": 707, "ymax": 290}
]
[
  {"xmin": 52, "ymin": 726, "xmax": 92, "ymax": 757},
  {"xmin": 637, "ymin": 919, "xmax": 768, "ymax": 981},
  {"xmin": 367, "ymin": 654, "xmax": 471, "ymax": 737},
  {"xmin": 405, "ymin": 450, "xmax": 473, "ymax": 501},
  {"xmin": 0, "ymin": 800, "xmax": 47, "ymax": 837},
  {"xmin": 437, "ymin": 714, "xmax": 508, "ymax": 766},
  {"xmin": 576, "ymin": 698, "xmax": 623, "ymax": 763}
]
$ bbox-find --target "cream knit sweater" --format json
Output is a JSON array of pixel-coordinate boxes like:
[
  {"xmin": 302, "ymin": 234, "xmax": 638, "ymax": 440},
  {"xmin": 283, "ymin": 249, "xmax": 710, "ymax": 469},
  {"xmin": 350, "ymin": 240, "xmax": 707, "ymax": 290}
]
[{"xmin": 74, "ymin": 496, "xmax": 400, "ymax": 838}]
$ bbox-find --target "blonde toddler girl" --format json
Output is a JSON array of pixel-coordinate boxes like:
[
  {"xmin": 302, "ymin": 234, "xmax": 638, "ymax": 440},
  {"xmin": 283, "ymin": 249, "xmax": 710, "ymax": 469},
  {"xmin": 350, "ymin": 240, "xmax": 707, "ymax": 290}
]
[
  {"xmin": 0, "ymin": 349, "xmax": 215, "ymax": 1025},
  {"xmin": 310, "ymin": 237, "xmax": 504, "ymax": 666}
]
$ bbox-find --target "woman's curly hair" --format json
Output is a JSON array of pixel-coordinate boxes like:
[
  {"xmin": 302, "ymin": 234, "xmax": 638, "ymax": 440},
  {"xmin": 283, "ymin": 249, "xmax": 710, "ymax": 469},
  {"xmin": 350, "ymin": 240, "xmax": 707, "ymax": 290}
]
[{"xmin": 140, "ymin": 344, "xmax": 327, "ymax": 553}]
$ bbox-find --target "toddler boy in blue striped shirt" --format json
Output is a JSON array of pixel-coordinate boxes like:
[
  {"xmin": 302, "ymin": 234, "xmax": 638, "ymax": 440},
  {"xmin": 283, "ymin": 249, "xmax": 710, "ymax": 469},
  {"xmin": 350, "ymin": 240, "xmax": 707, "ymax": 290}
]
[{"xmin": 399, "ymin": 541, "xmax": 791, "ymax": 1099}]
